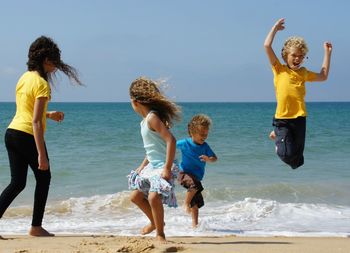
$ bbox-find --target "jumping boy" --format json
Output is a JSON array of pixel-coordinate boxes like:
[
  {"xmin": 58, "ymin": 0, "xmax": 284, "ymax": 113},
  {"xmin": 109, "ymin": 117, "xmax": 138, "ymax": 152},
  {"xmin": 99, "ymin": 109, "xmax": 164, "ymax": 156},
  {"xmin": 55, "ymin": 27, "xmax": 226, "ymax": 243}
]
[{"xmin": 264, "ymin": 18, "xmax": 332, "ymax": 169}]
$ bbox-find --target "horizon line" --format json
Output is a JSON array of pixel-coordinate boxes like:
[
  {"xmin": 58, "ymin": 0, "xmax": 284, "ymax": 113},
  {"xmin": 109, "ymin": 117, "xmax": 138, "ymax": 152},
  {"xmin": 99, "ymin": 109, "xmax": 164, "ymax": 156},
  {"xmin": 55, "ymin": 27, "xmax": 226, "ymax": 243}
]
[{"xmin": 1, "ymin": 100, "xmax": 350, "ymax": 103}]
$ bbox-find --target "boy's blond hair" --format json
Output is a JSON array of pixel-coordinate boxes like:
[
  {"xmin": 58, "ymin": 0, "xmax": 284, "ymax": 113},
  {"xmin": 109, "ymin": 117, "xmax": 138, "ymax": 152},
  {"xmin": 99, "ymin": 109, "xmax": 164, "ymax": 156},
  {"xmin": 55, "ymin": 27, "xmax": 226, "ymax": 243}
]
[
  {"xmin": 281, "ymin": 36, "xmax": 309, "ymax": 61},
  {"xmin": 188, "ymin": 114, "xmax": 212, "ymax": 136}
]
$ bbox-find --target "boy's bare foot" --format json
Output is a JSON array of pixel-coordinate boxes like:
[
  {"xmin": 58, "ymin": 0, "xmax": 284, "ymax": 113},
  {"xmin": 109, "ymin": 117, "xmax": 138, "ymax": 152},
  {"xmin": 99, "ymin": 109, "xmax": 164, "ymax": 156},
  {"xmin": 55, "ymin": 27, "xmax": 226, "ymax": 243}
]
[
  {"xmin": 269, "ymin": 130, "xmax": 276, "ymax": 140},
  {"xmin": 29, "ymin": 226, "xmax": 54, "ymax": 237},
  {"xmin": 141, "ymin": 223, "xmax": 156, "ymax": 235}
]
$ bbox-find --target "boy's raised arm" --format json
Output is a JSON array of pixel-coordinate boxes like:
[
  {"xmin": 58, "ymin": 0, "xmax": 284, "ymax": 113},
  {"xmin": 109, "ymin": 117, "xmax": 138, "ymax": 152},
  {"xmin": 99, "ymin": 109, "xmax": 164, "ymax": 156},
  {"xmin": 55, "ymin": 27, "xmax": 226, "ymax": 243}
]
[
  {"xmin": 314, "ymin": 42, "xmax": 333, "ymax": 81},
  {"xmin": 264, "ymin": 18, "xmax": 285, "ymax": 66}
]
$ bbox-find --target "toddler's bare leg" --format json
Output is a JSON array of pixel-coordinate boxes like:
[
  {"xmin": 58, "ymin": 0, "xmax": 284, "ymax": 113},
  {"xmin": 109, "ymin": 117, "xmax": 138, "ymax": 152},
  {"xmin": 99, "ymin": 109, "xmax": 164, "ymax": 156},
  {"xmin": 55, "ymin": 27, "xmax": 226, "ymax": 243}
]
[{"xmin": 184, "ymin": 190, "xmax": 197, "ymax": 214}]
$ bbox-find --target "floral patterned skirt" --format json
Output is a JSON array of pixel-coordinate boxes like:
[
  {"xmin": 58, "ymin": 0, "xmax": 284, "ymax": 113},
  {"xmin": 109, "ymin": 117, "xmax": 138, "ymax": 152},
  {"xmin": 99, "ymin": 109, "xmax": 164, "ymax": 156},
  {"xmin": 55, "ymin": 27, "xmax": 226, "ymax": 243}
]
[{"xmin": 127, "ymin": 163, "xmax": 179, "ymax": 207}]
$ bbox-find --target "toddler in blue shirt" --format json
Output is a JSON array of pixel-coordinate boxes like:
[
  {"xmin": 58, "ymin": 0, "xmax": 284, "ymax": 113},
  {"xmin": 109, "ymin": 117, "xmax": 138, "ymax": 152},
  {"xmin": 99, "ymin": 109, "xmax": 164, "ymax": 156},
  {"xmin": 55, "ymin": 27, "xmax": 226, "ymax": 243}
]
[{"xmin": 177, "ymin": 114, "xmax": 217, "ymax": 228}]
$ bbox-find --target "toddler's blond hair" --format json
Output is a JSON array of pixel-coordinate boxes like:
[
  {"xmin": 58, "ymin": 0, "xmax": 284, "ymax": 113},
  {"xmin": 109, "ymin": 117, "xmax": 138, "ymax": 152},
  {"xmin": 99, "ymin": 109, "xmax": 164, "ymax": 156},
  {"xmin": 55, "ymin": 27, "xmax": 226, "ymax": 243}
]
[{"xmin": 188, "ymin": 114, "xmax": 212, "ymax": 136}]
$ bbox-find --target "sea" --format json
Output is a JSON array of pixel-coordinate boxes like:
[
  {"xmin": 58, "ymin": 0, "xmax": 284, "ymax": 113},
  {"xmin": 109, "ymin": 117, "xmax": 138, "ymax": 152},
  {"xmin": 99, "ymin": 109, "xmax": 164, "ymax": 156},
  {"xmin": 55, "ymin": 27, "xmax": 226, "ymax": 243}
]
[{"xmin": 0, "ymin": 102, "xmax": 349, "ymax": 237}]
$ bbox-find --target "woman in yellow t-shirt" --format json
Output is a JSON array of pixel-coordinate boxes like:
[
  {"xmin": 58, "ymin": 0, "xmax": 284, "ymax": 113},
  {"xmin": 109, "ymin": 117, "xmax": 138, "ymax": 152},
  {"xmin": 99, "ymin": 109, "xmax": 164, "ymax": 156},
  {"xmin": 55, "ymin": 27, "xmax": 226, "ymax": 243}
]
[{"xmin": 0, "ymin": 36, "xmax": 82, "ymax": 236}]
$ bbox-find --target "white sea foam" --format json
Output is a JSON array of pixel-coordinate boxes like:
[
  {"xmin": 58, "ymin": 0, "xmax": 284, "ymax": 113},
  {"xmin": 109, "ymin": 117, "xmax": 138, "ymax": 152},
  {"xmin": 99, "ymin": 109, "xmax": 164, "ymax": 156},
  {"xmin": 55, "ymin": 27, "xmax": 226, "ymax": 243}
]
[{"xmin": 1, "ymin": 193, "xmax": 349, "ymax": 237}]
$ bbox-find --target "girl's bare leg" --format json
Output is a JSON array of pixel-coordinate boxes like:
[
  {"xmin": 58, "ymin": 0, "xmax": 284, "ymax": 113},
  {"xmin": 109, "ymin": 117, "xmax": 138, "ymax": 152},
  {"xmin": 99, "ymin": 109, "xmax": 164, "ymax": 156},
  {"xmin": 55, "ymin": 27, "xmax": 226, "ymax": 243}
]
[
  {"xmin": 148, "ymin": 192, "xmax": 166, "ymax": 243},
  {"xmin": 130, "ymin": 190, "xmax": 155, "ymax": 235}
]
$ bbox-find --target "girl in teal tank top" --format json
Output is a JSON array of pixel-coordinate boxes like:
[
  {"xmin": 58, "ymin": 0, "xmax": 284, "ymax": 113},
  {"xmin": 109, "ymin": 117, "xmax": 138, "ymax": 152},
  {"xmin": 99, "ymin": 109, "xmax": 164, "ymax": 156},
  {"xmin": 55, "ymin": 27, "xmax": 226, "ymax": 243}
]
[{"xmin": 127, "ymin": 77, "xmax": 181, "ymax": 243}]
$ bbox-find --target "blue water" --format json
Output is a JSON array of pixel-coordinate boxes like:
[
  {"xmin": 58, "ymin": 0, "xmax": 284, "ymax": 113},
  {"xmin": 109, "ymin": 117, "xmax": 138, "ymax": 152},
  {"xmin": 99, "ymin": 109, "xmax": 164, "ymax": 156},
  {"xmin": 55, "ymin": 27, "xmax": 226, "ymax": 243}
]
[{"xmin": 0, "ymin": 102, "xmax": 349, "ymax": 236}]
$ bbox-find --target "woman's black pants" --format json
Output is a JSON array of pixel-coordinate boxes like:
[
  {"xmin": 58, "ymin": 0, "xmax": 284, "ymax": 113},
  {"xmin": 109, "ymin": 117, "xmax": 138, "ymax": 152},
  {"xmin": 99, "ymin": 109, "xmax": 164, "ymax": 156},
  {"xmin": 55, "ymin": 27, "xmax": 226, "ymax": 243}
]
[{"xmin": 0, "ymin": 129, "xmax": 51, "ymax": 226}]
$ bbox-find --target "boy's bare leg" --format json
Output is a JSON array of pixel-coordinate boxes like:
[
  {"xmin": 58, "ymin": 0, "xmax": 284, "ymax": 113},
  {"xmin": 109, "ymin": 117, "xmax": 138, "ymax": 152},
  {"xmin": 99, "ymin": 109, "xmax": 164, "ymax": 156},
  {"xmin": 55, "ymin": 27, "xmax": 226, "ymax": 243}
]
[
  {"xmin": 184, "ymin": 189, "xmax": 197, "ymax": 214},
  {"xmin": 191, "ymin": 205, "xmax": 199, "ymax": 228},
  {"xmin": 130, "ymin": 190, "xmax": 155, "ymax": 235}
]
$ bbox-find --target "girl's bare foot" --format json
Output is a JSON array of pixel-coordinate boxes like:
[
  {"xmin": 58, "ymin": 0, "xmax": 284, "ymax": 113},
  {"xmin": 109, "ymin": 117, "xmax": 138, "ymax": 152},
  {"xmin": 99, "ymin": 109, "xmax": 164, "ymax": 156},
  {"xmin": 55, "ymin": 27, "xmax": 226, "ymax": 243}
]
[
  {"xmin": 269, "ymin": 130, "xmax": 276, "ymax": 140},
  {"xmin": 156, "ymin": 233, "xmax": 167, "ymax": 243},
  {"xmin": 29, "ymin": 226, "xmax": 54, "ymax": 237},
  {"xmin": 141, "ymin": 223, "xmax": 156, "ymax": 235}
]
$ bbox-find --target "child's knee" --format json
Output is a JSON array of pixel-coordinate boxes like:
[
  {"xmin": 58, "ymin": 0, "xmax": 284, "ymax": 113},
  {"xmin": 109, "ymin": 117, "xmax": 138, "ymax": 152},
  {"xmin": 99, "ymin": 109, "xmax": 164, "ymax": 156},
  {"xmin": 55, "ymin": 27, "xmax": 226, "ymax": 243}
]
[
  {"xmin": 130, "ymin": 190, "xmax": 143, "ymax": 203},
  {"xmin": 148, "ymin": 192, "xmax": 161, "ymax": 205}
]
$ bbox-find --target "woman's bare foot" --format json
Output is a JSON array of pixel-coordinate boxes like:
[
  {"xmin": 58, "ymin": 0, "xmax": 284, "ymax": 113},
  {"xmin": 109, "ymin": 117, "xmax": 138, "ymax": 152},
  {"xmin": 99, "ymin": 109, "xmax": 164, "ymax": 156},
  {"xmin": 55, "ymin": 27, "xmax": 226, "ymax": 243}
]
[
  {"xmin": 269, "ymin": 130, "xmax": 276, "ymax": 140},
  {"xmin": 29, "ymin": 226, "xmax": 54, "ymax": 237},
  {"xmin": 141, "ymin": 223, "xmax": 156, "ymax": 235}
]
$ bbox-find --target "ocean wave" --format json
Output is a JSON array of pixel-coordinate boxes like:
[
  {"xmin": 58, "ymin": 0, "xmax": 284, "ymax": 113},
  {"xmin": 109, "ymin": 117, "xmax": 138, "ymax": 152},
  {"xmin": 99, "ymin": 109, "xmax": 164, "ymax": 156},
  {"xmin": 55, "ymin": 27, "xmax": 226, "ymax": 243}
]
[
  {"xmin": 1, "ymin": 193, "xmax": 349, "ymax": 237},
  {"xmin": 202, "ymin": 182, "xmax": 350, "ymax": 205}
]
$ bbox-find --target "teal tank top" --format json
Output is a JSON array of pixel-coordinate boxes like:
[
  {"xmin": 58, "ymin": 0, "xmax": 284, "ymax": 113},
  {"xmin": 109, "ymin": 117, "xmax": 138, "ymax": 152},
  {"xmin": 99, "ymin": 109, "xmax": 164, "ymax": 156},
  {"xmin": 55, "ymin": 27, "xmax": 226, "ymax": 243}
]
[{"xmin": 141, "ymin": 111, "xmax": 167, "ymax": 168}]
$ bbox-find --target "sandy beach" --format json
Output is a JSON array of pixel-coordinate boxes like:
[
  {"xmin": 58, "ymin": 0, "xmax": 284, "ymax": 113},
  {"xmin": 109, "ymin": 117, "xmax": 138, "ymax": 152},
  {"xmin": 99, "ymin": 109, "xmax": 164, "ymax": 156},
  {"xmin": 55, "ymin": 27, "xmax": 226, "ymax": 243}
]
[{"xmin": 0, "ymin": 235, "xmax": 349, "ymax": 253}]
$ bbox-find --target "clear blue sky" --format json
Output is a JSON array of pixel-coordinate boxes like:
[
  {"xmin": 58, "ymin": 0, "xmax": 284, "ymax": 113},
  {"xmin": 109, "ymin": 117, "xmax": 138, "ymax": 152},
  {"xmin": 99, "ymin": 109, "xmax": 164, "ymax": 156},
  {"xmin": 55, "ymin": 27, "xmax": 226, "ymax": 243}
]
[{"xmin": 0, "ymin": 0, "xmax": 349, "ymax": 102}]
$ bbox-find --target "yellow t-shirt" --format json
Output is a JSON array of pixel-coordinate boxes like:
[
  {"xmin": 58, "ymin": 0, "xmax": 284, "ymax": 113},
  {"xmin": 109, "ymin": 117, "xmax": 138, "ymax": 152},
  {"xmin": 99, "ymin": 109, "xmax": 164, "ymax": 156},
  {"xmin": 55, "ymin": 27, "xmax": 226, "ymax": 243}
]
[
  {"xmin": 272, "ymin": 59, "xmax": 318, "ymax": 119},
  {"xmin": 8, "ymin": 71, "xmax": 51, "ymax": 135}
]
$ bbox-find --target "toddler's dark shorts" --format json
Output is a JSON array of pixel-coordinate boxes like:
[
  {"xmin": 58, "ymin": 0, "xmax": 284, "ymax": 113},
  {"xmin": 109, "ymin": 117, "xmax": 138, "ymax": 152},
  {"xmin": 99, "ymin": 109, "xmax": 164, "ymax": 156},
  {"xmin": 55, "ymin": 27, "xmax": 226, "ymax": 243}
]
[{"xmin": 178, "ymin": 172, "xmax": 204, "ymax": 208}]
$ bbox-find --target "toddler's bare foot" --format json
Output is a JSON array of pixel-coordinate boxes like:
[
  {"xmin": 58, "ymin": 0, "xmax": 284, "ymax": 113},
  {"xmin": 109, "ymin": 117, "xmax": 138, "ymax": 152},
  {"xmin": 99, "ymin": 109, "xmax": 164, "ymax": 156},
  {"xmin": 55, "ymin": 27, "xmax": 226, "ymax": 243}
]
[
  {"xmin": 141, "ymin": 223, "xmax": 156, "ymax": 235},
  {"xmin": 183, "ymin": 203, "xmax": 191, "ymax": 214},
  {"xmin": 269, "ymin": 130, "xmax": 276, "ymax": 140},
  {"xmin": 29, "ymin": 226, "xmax": 54, "ymax": 237}
]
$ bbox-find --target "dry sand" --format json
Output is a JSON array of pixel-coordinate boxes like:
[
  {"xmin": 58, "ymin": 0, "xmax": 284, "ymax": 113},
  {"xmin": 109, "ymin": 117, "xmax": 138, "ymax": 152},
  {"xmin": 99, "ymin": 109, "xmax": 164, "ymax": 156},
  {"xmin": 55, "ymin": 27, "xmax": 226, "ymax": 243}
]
[{"xmin": 0, "ymin": 235, "xmax": 349, "ymax": 253}]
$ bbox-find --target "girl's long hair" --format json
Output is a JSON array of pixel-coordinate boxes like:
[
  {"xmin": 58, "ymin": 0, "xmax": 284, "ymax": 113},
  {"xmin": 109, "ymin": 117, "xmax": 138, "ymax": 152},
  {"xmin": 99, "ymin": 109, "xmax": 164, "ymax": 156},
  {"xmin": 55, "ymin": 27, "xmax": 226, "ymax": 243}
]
[
  {"xmin": 129, "ymin": 77, "xmax": 181, "ymax": 127},
  {"xmin": 27, "ymin": 36, "xmax": 82, "ymax": 85}
]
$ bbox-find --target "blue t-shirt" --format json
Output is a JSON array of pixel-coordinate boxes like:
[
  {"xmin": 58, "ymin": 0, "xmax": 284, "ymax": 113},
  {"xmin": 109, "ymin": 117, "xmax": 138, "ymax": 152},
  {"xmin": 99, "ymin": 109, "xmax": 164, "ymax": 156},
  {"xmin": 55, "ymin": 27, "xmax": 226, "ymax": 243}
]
[{"xmin": 177, "ymin": 138, "xmax": 216, "ymax": 181}]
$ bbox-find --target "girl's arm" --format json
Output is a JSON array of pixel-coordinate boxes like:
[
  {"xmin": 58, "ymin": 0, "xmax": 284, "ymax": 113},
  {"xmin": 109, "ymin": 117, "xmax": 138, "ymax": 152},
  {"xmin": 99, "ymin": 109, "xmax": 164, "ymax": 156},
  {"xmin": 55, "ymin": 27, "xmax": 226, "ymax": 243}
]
[
  {"xmin": 33, "ymin": 97, "xmax": 49, "ymax": 171},
  {"xmin": 47, "ymin": 111, "xmax": 64, "ymax": 122},
  {"xmin": 264, "ymin": 18, "xmax": 285, "ymax": 66},
  {"xmin": 148, "ymin": 113, "xmax": 176, "ymax": 181},
  {"xmin": 314, "ymin": 42, "xmax": 332, "ymax": 81},
  {"xmin": 136, "ymin": 156, "xmax": 149, "ymax": 174}
]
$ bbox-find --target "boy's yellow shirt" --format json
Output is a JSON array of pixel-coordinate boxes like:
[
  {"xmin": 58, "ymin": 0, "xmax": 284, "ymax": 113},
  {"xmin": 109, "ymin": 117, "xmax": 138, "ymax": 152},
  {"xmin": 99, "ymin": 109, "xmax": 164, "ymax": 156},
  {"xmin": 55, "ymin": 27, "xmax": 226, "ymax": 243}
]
[
  {"xmin": 272, "ymin": 60, "xmax": 317, "ymax": 119},
  {"xmin": 8, "ymin": 71, "xmax": 51, "ymax": 135}
]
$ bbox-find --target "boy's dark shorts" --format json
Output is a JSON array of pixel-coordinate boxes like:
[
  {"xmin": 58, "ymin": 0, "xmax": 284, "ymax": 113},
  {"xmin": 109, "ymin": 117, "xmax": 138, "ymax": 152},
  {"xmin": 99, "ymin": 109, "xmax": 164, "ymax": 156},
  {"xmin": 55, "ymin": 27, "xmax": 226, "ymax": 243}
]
[
  {"xmin": 177, "ymin": 172, "xmax": 204, "ymax": 208},
  {"xmin": 273, "ymin": 117, "xmax": 306, "ymax": 169}
]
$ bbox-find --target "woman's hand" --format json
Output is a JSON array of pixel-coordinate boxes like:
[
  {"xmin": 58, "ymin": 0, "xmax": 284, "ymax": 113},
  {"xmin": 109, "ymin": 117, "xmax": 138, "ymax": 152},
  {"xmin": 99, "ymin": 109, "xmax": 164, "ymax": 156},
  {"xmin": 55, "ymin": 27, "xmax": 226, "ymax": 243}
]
[
  {"xmin": 38, "ymin": 154, "xmax": 49, "ymax": 171},
  {"xmin": 47, "ymin": 111, "xmax": 64, "ymax": 122}
]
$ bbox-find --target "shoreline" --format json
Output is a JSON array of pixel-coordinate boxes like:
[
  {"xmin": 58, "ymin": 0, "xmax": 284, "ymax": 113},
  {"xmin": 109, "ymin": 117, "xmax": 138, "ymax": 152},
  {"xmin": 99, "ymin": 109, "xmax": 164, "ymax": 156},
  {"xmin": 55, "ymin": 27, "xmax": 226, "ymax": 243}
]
[{"xmin": 1, "ymin": 235, "xmax": 349, "ymax": 253}]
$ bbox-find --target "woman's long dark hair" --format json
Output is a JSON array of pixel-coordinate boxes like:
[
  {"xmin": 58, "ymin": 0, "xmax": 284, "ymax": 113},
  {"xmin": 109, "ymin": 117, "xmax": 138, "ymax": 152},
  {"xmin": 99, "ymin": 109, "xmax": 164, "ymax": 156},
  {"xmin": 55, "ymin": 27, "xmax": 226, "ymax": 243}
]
[{"xmin": 27, "ymin": 36, "xmax": 82, "ymax": 85}]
